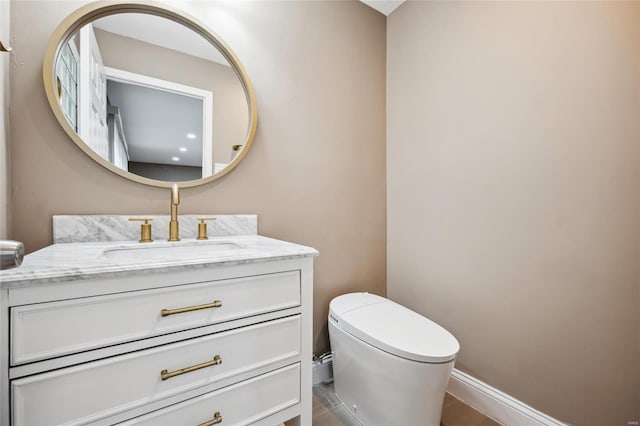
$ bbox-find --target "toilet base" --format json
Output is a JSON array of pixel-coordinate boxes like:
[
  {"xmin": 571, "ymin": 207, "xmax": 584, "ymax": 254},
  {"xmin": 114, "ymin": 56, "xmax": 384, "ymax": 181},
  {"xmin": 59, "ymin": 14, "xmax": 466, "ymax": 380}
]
[{"xmin": 329, "ymin": 322, "xmax": 454, "ymax": 426}]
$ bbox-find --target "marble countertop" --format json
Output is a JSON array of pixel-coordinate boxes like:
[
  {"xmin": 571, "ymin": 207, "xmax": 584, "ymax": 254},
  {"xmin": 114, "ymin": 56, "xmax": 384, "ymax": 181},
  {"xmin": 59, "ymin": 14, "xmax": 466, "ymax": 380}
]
[{"xmin": 0, "ymin": 235, "xmax": 318, "ymax": 288}]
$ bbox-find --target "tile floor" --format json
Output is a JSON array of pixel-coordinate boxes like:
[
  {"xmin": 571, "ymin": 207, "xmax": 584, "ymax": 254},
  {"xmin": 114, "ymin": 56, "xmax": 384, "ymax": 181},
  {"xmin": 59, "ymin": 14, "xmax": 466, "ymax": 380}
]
[{"xmin": 310, "ymin": 382, "xmax": 501, "ymax": 426}]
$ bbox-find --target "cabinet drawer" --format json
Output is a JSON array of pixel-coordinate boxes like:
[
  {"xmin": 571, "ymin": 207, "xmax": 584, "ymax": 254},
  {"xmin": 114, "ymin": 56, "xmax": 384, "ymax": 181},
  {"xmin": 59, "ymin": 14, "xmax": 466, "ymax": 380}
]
[
  {"xmin": 120, "ymin": 363, "xmax": 300, "ymax": 426},
  {"xmin": 11, "ymin": 270, "xmax": 300, "ymax": 364},
  {"xmin": 11, "ymin": 316, "xmax": 300, "ymax": 426}
]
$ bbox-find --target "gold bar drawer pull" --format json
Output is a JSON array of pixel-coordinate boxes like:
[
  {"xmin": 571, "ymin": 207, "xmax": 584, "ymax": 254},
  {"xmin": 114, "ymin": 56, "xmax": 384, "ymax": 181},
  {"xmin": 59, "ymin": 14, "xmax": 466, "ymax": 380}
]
[
  {"xmin": 161, "ymin": 300, "xmax": 222, "ymax": 317},
  {"xmin": 161, "ymin": 355, "xmax": 222, "ymax": 381},
  {"xmin": 198, "ymin": 412, "xmax": 222, "ymax": 426}
]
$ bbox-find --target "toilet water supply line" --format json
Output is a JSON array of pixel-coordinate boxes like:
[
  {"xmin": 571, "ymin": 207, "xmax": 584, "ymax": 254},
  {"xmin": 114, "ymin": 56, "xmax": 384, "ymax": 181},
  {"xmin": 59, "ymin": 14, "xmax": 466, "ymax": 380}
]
[
  {"xmin": 312, "ymin": 352, "xmax": 334, "ymax": 385},
  {"xmin": 313, "ymin": 352, "xmax": 333, "ymax": 364}
]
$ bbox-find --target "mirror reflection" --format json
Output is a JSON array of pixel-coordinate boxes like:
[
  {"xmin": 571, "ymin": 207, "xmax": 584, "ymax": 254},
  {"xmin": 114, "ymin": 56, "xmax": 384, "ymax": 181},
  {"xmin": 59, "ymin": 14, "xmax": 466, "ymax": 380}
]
[{"xmin": 55, "ymin": 13, "xmax": 249, "ymax": 181}]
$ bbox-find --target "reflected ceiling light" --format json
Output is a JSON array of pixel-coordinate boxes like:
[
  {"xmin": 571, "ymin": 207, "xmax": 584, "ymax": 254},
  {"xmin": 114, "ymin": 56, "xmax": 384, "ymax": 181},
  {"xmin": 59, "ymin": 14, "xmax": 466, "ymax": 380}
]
[
  {"xmin": 186, "ymin": 133, "xmax": 196, "ymax": 139},
  {"xmin": 172, "ymin": 156, "xmax": 180, "ymax": 161},
  {"xmin": 179, "ymin": 147, "xmax": 187, "ymax": 152}
]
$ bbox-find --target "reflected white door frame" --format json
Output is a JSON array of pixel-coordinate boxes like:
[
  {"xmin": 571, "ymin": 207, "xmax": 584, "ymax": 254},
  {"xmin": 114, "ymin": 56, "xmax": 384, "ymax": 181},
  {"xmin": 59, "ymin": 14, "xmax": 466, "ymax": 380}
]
[
  {"xmin": 79, "ymin": 25, "xmax": 109, "ymax": 161},
  {"xmin": 104, "ymin": 66, "xmax": 213, "ymax": 177}
]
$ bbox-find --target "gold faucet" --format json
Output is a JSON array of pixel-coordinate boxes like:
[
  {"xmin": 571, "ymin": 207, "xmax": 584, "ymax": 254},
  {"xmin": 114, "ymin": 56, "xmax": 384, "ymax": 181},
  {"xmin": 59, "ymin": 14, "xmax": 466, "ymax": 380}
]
[{"xmin": 168, "ymin": 183, "xmax": 180, "ymax": 241}]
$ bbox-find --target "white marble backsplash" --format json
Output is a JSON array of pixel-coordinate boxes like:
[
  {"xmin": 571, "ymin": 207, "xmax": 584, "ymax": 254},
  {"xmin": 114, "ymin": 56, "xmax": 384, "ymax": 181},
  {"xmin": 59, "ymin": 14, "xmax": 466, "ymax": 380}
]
[{"xmin": 53, "ymin": 215, "xmax": 257, "ymax": 243}]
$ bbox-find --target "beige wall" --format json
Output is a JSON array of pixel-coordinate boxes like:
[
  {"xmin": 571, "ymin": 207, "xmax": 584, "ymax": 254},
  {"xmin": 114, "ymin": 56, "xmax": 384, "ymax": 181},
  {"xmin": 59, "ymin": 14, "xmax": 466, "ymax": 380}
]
[
  {"xmin": 388, "ymin": 2, "xmax": 640, "ymax": 425},
  {"xmin": 0, "ymin": 0, "xmax": 10, "ymax": 239},
  {"xmin": 9, "ymin": 0, "xmax": 386, "ymax": 353},
  {"xmin": 93, "ymin": 28, "xmax": 247, "ymax": 168}
]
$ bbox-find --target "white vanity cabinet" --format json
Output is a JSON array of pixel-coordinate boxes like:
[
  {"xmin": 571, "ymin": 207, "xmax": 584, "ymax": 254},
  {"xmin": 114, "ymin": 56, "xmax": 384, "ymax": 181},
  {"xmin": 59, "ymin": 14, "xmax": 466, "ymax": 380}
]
[{"xmin": 0, "ymin": 237, "xmax": 317, "ymax": 426}]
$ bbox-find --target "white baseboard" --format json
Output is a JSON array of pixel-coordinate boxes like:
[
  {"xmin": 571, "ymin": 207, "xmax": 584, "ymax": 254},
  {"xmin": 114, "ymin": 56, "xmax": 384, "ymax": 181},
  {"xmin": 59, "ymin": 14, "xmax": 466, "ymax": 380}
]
[{"xmin": 447, "ymin": 368, "xmax": 567, "ymax": 426}]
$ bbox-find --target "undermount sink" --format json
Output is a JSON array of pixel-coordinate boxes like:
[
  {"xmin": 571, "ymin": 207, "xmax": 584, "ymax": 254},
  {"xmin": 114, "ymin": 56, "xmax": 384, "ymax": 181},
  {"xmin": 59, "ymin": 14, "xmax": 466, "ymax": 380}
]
[{"xmin": 98, "ymin": 240, "xmax": 247, "ymax": 263}]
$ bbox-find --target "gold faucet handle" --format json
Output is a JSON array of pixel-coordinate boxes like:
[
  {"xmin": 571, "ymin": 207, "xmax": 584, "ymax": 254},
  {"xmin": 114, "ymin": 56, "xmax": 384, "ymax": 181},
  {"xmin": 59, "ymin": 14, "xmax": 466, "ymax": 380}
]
[
  {"xmin": 128, "ymin": 218, "xmax": 153, "ymax": 243},
  {"xmin": 196, "ymin": 217, "xmax": 216, "ymax": 240},
  {"xmin": 128, "ymin": 218, "xmax": 153, "ymax": 223}
]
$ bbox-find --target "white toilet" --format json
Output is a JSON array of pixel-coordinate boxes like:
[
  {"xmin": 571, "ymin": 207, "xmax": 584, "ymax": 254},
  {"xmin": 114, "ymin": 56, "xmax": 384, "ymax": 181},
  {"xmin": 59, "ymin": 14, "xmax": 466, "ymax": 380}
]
[{"xmin": 328, "ymin": 293, "xmax": 460, "ymax": 426}]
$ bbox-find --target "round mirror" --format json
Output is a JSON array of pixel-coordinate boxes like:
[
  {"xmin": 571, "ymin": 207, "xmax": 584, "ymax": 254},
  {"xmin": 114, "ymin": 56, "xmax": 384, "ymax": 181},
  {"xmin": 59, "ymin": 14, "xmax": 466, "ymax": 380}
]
[{"xmin": 43, "ymin": 1, "xmax": 257, "ymax": 187}]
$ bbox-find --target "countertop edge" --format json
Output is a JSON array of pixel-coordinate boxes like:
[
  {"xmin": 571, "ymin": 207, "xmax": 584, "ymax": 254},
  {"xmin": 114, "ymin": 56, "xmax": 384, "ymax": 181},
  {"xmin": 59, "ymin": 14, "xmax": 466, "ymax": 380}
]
[{"xmin": 0, "ymin": 236, "xmax": 319, "ymax": 289}]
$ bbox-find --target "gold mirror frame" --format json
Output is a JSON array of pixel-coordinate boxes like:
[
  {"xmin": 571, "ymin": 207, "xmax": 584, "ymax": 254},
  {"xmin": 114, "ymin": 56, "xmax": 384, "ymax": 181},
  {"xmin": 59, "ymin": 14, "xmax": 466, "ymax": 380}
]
[{"xmin": 43, "ymin": 0, "xmax": 258, "ymax": 188}]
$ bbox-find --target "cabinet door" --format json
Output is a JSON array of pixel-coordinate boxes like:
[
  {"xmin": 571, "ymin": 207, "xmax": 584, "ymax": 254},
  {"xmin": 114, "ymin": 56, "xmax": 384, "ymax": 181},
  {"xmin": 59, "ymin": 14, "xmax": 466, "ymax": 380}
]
[
  {"xmin": 11, "ymin": 270, "xmax": 300, "ymax": 364},
  {"xmin": 11, "ymin": 316, "xmax": 300, "ymax": 426},
  {"xmin": 119, "ymin": 364, "xmax": 300, "ymax": 426}
]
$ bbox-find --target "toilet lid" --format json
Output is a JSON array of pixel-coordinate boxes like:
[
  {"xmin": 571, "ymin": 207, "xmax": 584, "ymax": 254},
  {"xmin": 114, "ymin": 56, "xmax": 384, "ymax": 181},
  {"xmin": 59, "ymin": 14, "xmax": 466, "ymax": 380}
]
[{"xmin": 329, "ymin": 293, "xmax": 460, "ymax": 363}]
